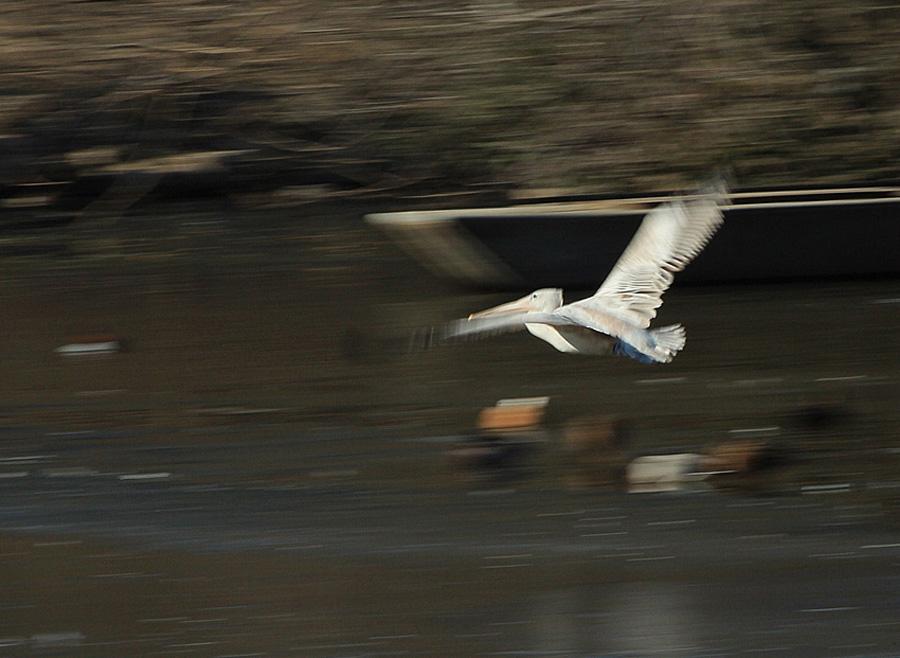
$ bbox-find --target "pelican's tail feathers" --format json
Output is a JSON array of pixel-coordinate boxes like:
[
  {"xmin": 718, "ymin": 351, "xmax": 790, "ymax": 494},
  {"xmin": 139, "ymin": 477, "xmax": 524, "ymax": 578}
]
[{"xmin": 649, "ymin": 324, "xmax": 686, "ymax": 362}]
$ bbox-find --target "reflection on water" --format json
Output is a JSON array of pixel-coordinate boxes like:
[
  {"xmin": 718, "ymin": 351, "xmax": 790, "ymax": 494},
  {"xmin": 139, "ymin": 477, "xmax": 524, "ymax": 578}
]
[
  {"xmin": 527, "ymin": 585, "xmax": 704, "ymax": 655},
  {"xmin": 523, "ymin": 573, "xmax": 900, "ymax": 657},
  {"xmin": 599, "ymin": 584, "xmax": 700, "ymax": 656}
]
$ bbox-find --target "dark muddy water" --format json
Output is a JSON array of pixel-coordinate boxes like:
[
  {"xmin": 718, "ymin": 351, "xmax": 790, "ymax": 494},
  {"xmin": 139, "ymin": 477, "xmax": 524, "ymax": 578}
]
[{"xmin": 1, "ymin": 202, "xmax": 899, "ymax": 656}]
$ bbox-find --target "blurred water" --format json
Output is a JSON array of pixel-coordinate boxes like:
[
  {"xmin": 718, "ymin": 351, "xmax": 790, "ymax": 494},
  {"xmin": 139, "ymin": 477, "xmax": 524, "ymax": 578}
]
[{"xmin": 0, "ymin": 202, "xmax": 899, "ymax": 656}]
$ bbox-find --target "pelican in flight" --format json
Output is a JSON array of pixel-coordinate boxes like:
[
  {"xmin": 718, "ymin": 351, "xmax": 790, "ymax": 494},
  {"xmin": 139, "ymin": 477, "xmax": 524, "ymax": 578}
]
[{"xmin": 414, "ymin": 184, "xmax": 728, "ymax": 363}]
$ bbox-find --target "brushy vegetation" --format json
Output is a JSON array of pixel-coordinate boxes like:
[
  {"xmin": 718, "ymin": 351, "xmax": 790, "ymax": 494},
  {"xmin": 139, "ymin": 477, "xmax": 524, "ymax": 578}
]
[{"xmin": 2, "ymin": 0, "xmax": 900, "ymax": 199}]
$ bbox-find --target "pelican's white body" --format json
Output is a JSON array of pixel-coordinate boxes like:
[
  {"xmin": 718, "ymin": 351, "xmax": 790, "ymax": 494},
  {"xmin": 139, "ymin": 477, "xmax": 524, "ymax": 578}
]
[
  {"xmin": 515, "ymin": 293, "xmax": 681, "ymax": 362},
  {"xmin": 525, "ymin": 322, "xmax": 615, "ymax": 355}
]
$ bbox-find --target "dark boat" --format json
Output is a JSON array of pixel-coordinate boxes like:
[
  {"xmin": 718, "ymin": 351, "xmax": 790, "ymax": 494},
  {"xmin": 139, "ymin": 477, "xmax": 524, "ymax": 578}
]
[{"xmin": 366, "ymin": 186, "xmax": 900, "ymax": 289}]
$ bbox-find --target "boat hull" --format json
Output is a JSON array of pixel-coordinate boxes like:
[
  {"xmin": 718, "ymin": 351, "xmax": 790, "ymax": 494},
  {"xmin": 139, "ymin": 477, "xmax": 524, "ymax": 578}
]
[{"xmin": 367, "ymin": 188, "xmax": 900, "ymax": 289}]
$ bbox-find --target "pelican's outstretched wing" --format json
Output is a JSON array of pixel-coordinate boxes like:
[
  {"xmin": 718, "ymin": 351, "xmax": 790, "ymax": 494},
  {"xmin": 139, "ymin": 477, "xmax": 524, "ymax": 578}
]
[
  {"xmin": 570, "ymin": 184, "xmax": 727, "ymax": 328},
  {"xmin": 409, "ymin": 311, "xmax": 567, "ymax": 352}
]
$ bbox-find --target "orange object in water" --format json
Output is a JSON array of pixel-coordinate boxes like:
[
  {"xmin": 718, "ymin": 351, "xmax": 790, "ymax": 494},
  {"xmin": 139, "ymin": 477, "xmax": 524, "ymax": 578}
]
[{"xmin": 477, "ymin": 397, "xmax": 548, "ymax": 433}]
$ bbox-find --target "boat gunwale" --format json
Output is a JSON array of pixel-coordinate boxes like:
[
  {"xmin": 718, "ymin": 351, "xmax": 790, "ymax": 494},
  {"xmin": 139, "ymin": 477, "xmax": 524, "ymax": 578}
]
[{"xmin": 366, "ymin": 188, "xmax": 900, "ymax": 226}]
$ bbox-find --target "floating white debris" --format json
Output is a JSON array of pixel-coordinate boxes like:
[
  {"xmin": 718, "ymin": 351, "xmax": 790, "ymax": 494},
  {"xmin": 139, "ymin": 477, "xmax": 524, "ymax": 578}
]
[
  {"xmin": 495, "ymin": 396, "xmax": 550, "ymax": 407},
  {"xmin": 728, "ymin": 426, "xmax": 780, "ymax": 435},
  {"xmin": 0, "ymin": 455, "xmax": 53, "ymax": 463},
  {"xmin": 54, "ymin": 335, "xmax": 122, "ymax": 356},
  {"xmin": 815, "ymin": 375, "xmax": 868, "ymax": 382},
  {"xmin": 627, "ymin": 453, "xmax": 705, "ymax": 493},
  {"xmin": 43, "ymin": 467, "xmax": 99, "ymax": 478},
  {"xmin": 634, "ymin": 377, "xmax": 687, "ymax": 385},
  {"xmin": 31, "ymin": 632, "xmax": 85, "ymax": 648},
  {"xmin": 801, "ymin": 483, "xmax": 853, "ymax": 494},
  {"xmin": 118, "ymin": 472, "xmax": 171, "ymax": 481}
]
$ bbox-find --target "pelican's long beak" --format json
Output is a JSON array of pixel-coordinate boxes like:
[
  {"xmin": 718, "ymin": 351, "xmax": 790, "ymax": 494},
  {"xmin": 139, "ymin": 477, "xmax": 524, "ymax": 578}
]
[{"xmin": 467, "ymin": 295, "xmax": 538, "ymax": 320}]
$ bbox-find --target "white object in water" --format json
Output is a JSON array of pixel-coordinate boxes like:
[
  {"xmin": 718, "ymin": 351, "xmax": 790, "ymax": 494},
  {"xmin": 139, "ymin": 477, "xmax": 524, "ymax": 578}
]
[
  {"xmin": 54, "ymin": 335, "xmax": 122, "ymax": 356},
  {"xmin": 627, "ymin": 453, "xmax": 705, "ymax": 493}
]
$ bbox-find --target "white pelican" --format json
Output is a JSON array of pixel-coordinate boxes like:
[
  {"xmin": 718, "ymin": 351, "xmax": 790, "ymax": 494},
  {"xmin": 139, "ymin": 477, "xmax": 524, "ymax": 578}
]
[{"xmin": 415, "ymin": 184, "xmax": 728, "ymax": 363}]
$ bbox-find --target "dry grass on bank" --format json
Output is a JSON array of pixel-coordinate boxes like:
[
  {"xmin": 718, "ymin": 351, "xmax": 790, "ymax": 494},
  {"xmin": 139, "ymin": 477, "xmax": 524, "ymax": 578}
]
[{"xmin": 1, "ymin": 0, "xmax": 899, "ymax": 200}]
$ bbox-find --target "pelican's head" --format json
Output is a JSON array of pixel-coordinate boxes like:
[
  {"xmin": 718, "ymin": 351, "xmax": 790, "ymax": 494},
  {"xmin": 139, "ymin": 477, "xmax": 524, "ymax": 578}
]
[{"xmin": 468, "ymin": 288, "xmax": 563, "ymax": 319}]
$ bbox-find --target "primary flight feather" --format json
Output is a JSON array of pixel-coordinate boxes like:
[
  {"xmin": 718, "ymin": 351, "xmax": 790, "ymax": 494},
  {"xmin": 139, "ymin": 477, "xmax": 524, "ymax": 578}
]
[{"xmin": 415, "ymin": 183, "xmax": 728, "ymax": 364}]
